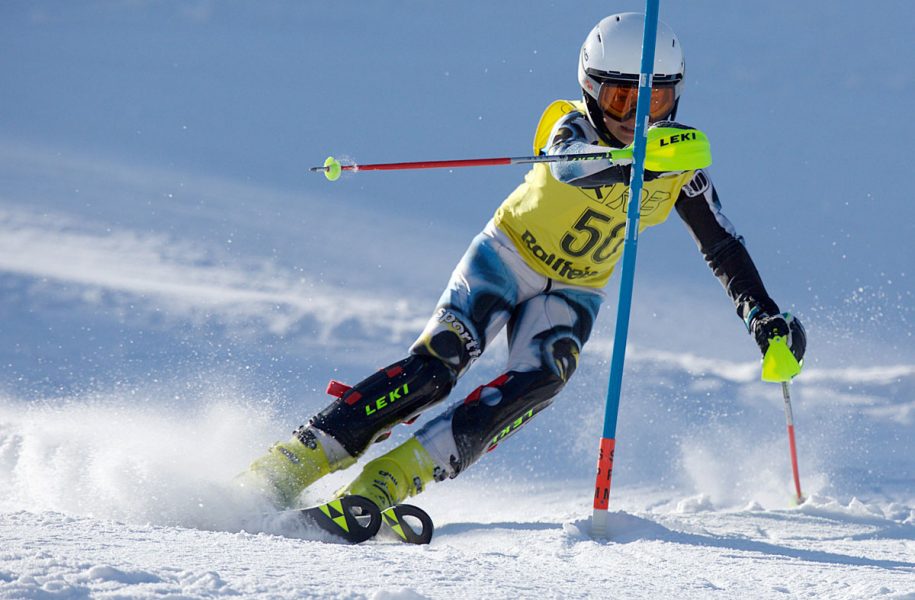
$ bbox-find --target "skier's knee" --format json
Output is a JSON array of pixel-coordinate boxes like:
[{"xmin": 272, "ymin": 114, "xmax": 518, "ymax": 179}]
[
  {"xmin": 542, "ymin": 335, "xmax": 582, "ymax": 383},
  {"xmin": 410, "ymin": 307, "xmax": 484, "ymax": 375},
  {"xmin": 309, "ymin": 354, "xmax": 456, "ymax": 458}
]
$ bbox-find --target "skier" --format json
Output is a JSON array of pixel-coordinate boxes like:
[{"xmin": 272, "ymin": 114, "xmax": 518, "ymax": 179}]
[{"xmin": 241, "ymin": 12, "xmax": 806, "ymax": 513}]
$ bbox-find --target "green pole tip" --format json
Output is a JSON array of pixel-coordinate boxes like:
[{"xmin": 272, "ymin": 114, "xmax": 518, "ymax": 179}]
[{"xmin": 323, "ymin": 156, "xmax": 342, "ymax": 181}]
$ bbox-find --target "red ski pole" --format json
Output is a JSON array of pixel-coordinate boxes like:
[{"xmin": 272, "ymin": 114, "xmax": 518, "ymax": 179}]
[
  {"xmin": 310, "ymin": 151, "xmax": 625, "ymax": 180},
  {"xmin": 308, "ymin": 128, "xmax": 711, "ymax": 181},
  {"xmin": 762, "ymin": 335, "xmax": 805, "ymax": 504},
  {"xmin": 782, "ymin": 381, "xmax": 804, "ymax": 504}
]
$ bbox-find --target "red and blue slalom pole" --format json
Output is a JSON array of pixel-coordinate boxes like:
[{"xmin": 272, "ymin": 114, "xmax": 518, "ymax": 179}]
[{"xmin": 591, "ymin": 0, "xmax": 662, "ymax": 538}]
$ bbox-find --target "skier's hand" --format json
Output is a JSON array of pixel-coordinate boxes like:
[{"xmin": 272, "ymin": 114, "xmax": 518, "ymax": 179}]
[
  {"xmin": 751, "ymin": 312, "xmax": 807, "ymax": 362},
  {"xmin": 645, "ymin": 120, "xmax": 694, "ymax": 180}
]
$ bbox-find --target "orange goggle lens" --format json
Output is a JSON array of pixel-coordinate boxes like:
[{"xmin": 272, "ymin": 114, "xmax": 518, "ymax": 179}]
[{"xmin": 598, "ymin": 83, "xmax": 677, "ymax": 121}]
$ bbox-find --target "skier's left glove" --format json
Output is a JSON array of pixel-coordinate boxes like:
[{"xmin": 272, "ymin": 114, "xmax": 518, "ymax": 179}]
[{"xmin": 751, "ymin": 312, "xmax": 807, "ymax": 362}]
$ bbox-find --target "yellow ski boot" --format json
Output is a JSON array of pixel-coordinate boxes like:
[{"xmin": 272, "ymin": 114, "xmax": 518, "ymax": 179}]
[
  {"xmin": 339, "ymin": 437, "xmax": 438, "ymax": 511},
  {"xmin": 239, "ymin": 428, "xmax": 353, "ymax": 508}
]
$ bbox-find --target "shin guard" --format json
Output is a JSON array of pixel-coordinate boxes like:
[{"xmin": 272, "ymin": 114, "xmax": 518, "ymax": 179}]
[
  {"xmin": 309, "ymin": 355, "xmax": 456, "ymax": 459},
  {"xmin": 417, "ymin": 368, "xmax": 566, "ymax": 478}
]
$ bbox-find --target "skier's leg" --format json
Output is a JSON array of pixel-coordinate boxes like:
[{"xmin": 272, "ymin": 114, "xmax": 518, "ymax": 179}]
[
  {"xmin": 334, "ymin": 229, "xmax": 562, "ymax": 509},
  {"xmin": 410, "ymin": 227, "xmax": 523, "ymax": 378},
  {"xmin": 310, "ymin": 228, "xmax": 522, "ymax": 455},
  {"xmin": 243, "ymin": 228, "xmax": 522, "ymax": 507},
  {"xmin": 340, "ymin": 286, "xmax": 602, "ymax": 509},
  {"xmin": 420, "ymin": 286, "xmax": 602, "ymax": 475},
  {"xmin": 240, "ymin": 353, "xmax": 456, "ymax": 507}
]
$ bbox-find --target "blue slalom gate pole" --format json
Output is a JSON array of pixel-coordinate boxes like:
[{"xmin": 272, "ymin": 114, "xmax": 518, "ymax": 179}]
[{"xmin": 591, "ymin": 0, "xmax": 661, "ymax": 537}]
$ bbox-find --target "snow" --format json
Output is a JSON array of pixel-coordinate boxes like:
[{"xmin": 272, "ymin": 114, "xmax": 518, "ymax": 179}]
[
  {"xmin": 1, "ymin": 490, "xmax": 913, "ymax": 598},
  {"xmin": 2, "ymin": 1, "xmax": 914, "ymax": 599}
]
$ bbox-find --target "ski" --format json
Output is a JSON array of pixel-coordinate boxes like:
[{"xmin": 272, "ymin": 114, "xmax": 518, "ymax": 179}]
[{"xmin": 295, "ymin": 496, "xmax": 434, "ymax": 545}]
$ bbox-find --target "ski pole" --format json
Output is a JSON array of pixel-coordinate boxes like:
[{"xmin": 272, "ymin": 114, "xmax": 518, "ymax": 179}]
[
  {"xmin": 311, "ymin": 151, "xmax": 630, "ymax": 180},
  {"xmin": 309, "ymin": 127, "xmax": 710, "ymax": 181},
  {"xmin": 762, "ymin": 335, "xmax": 805, "ymax": 504},
  {"xmin": 591, "ymin": 0, "xmax": 662, "ymax": 539},
  {"xmin": 781, "ymin": 381, "xmax": 804, "ymax": 504}
]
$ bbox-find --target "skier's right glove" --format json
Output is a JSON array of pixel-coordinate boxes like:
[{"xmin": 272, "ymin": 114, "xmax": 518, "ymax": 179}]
[{"xmin": 751, "ymin": 312, "xmax": 807, "ymax": 363}]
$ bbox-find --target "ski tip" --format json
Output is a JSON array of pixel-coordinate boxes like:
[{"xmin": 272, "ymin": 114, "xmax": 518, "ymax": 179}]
[
  {"xmin": 300, "ymin": 495, "xmax": 382, "ymax": 544},
  {"xmin": 323, "ymin": 156, "xmax": 342, "ymax": 181},
  {"xmin": 381, "ymin": 504, "xmax": 434, "ymax": 545}
]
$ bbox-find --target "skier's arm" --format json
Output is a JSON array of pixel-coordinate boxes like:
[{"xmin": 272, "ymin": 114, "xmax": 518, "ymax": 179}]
[
  {"xmin": 546, "ymin": 115, "xmax": 690, "ymax": 187},
  {"xmin": 674, "ymin": 170, "xmax": 780, "ymax": 327},
  {"xmin": 546, "ymin": 113, "xmax": 630, "ymax": 187}
]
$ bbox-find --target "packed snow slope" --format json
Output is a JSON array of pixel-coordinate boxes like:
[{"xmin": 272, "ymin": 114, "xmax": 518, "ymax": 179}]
[{"xmin": 1, "ymin": 1, "xmax": 914, "ymax": 599}]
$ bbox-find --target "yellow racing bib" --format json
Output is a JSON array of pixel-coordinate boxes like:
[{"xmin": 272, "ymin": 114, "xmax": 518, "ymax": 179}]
[{"xmin": 494, "ymin": 101, "xmax": 694, "ymax": 288}]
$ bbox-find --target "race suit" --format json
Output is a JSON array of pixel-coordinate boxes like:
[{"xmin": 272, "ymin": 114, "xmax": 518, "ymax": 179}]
[{"xmin": 308, "ymin": 102, "xmax": 780, "ymax": 479}]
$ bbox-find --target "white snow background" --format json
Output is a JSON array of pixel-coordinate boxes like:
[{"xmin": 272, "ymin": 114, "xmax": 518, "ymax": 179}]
[{"xmin": 1, "ymin": 1, "xmax": 913, "ymax": 598}]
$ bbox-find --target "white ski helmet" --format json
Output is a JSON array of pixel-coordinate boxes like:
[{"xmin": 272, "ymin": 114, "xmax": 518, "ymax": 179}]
[{"xmin": 578, "ymin": 13, "xmax": 685, "ymax": 142}]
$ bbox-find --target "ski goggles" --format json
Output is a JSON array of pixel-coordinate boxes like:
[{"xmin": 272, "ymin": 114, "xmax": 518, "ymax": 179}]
[{"xmin": 598, "ymin": 81, "xmax": 677, "ymax": 121}]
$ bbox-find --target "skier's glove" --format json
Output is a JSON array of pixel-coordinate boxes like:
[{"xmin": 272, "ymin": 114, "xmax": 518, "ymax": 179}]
[
  {"xmin": 644, "ymin": 120, "xmax": 695, "ymax": 181},
  {"xmin": 751, "ymin": 312, "xmax": 807, "ymax": 362}
]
